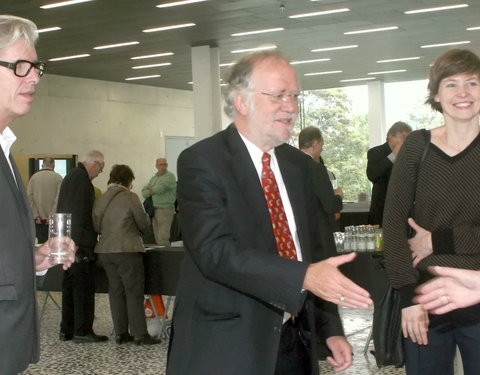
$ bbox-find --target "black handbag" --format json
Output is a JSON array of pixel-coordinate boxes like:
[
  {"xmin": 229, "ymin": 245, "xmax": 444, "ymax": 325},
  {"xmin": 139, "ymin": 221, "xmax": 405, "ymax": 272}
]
[{"xmin": 143, "ymin": 196, "xmax": 155, "ymax": 218}]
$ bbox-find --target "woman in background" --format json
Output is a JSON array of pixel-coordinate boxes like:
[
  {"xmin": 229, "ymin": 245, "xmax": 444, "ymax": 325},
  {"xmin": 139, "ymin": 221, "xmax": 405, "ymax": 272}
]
[
  {"xmin": 93, "ymin": 164, "xmax": 159, "ymax": 345},
  {"xmin": 383, "ymin": 49, "xmax": 480, "ymax": 375}
]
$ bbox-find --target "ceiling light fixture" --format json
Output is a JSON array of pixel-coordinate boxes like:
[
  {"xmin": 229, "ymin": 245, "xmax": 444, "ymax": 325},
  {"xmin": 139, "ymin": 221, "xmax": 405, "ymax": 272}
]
[
  {"xmin": 344, "ymin": 26, "xmax": 398, "ymax": 35},
  {"xmin": 231, "ymin": 27, "xmax": 284, "ymax": 37},
  {"xmin": 143, "ymin": 23, "xmax": 196, "ymax": 33},
  {"xmin": 377, "ymin": 56, "xmax": 421, "ymax": 63},
  {"xmin": 405, "ymin": 4, "xmax": 468, "ymax": 14},
  {"xmin": 93, "ymin": 41, "xmax": 139, "ymax": 50},
  {"xmin": 48, "ymin": 54, "xmax": 90, "ymax": 61},
  {"xmin": 368, "ymin": 69, "xmax": 406, "ymax": 75},
  {"xmin": 289, "ymin": 8, "xmax": 349, "ymax": 19},
  {"xmin": 467, "ymin": 26, "xmax": 480, "ymax": 31},
  {"xmin": 156, "ymin": 0, "xmax": 207, "ymax": 8},
  {"xmin": 291, "ymin": 58, "xmax": 331, "ymax": 65},
  {"xmin": 126, "ymin": 75, "xmax": 161, "ymax": 81},
  {"xmin": 340, "ymin": 77, "xmax": 376, "ymax": 82},
  {"xmin": 40, "ymin": 0, "xmax": 93, "ymax": 9},
  {"xmin": 219, "ymin": 63, "xmax": 234, "ymax": 67},
  {"xmin": 132, "ymin": 63, "xmax": 172, "ymax": 69},
  {"xmin": 421, "ymin": 41, "xmax": 470, "ymax": 48},
  {"xmin": 311, "ymin": 45, "xmax": 358, "ymax": 53},
  {"xmin": 131, "ymin": 52, "xmax": 174, "ymax": 60},
  {"xmin": 230, "ymin": 45, "xmax": 277, "ymax": 54},
  {"xmin": 304, "ymin": 70, "xmax": 342, "ymax": 76},
  {"xmin": 38, "ymin": 26, "xmax": 62, "ymax": 33}
]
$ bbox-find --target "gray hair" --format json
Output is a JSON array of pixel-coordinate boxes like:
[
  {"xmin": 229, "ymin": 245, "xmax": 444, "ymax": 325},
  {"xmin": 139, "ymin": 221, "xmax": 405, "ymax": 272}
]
[
  {"xmin": 83, "ymin": 150, "xmax": 104, "ymax": 164},
  {"xmin": 222, "ymin": 50, "xmax": 290, "ymax": 118},
  {"xmin": 0, "ymin": 15, "xmax": 38, "ymax": 50}
]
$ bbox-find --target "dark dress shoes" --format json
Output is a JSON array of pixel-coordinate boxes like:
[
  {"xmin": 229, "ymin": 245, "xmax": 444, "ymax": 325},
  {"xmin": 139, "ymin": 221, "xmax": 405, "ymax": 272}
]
[
  {"xmin": 59, "ymin": 332, "xmax": 73, "ymax": 341},
  {"xmin": 73, "ymin": 332, "xmax": 109, "ymax": 343},
  {"xmin": 134, "ymin": 334, "xmax": 161, "ymax": 345},
  {"xmin": 115, "ymin": 333, "xmax": 134, "ymax": 345}
]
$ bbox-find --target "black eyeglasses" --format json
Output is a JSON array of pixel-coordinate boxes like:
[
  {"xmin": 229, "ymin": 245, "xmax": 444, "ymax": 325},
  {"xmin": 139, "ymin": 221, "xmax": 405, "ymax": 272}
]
[{"xmin": 0, "ymin": 59, "xmax": 46, "ymax": 78}]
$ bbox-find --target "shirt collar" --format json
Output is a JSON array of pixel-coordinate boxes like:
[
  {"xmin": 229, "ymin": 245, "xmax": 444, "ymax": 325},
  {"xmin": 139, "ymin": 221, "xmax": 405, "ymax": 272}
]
[{"xmin": 0, "ymin": 126, "xmax": 17, "ymax": 159}]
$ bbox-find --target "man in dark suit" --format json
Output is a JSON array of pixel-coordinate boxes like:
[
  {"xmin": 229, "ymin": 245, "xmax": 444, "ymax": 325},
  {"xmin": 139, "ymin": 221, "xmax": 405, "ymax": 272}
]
[
  {"xmin": 0, "ymin": 15, "xmax": 75, "ymax": 374},
  {"xmin": 367, "ymin": 121, "xmax": 412, "ymax": 225},
  {"xmin": 56, "ymin": 150, "xmax": 108, "ymax": 343},
  {"xmin": 167, "ymin": 51, "xmax": 372, "ymax": 375}
]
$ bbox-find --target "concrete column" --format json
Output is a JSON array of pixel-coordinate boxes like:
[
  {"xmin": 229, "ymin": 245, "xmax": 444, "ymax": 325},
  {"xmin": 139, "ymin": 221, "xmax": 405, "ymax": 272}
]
[
  {"xmin": 191, "ymin": 45, "xmax": 222, "ymax": 140},
  {"xmin": 367, "ymin": 80, "xmax": 386, "ymax": 148}
]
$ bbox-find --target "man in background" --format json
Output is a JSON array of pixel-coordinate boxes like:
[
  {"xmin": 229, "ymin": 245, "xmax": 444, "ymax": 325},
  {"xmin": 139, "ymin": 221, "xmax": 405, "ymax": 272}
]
[
  {"xmin": 0, "ymin": 15, "xmax": 75, "ymax": 374},
  {"xmin": 27, "ymin": 156, "xmax": 62, "ymax": 243},
  {"xmin": 142, "ymin": 157, "xmax": 176, "ymax": 246},
  {"xmin": 56, "ymin": 150, "xmax": 108, "ymax": 343},
  {"xmin": 367, "ymin": 121, "xmax": 412, "ymax": 225}
]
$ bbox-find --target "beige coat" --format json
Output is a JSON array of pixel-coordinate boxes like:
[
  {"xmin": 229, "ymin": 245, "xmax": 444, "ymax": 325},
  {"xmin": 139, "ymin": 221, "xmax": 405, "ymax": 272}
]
[{"xmin": 93, "ymin": 184, "xmax": 151, "ymax": 253}]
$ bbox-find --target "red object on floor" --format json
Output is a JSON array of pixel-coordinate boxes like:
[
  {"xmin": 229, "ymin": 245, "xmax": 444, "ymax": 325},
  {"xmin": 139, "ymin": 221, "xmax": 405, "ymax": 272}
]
[{"xmin": 145, "ymin": 294, "xmax": 166, "ymax": 318}]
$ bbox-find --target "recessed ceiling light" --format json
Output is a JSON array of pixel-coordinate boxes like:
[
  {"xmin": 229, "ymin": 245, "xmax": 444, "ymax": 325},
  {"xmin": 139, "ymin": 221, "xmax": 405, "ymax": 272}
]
[
  {"xmin": 93, "ymin": 41, "xmax": 139, "ymax": 50},
  {"xmin": 48, "ymin": 54, "xmax": 90, "ymax": 61},
  {"xmin": 467, "ymin": 26, "xmax": 480, "ymax": 31},
  {"xmin": 344, "ymin": 26, "xmax": 398, "ymax": 35},
  {"xmin": 304, "ymin": 70, "xmax": 342, "ymax": 76},
  {"xmin": 132, "ymin": 63, "xmax": 172, "ymax": 69},
  {"xmin": 143, "ymin": 23, "xmax": 195, "ymax": 33},
  {"xmin": 368, "ymin": 69, "xmax": 406, "ymax": 75},
  {"xmin": 125, "ymin": 75, "xmax": 161, "ymax": 81},
  {"xmin": 219, "ymin": 63, "xmax": 234, "ymax": 67},
  {"xmin": 289, "ymin": 8, "xmax": 349, "ymax": 19},
  {"xmin": 311, "ymin": 45, "xmax": 358, "ymax": 53},
  {"xmin": 156, "ymin": 0, "xmax": 207, "ymax": 8},
  {"xmin": 340, "ymin": 77, "xmax": 376, "ymax": 83},
  {"xmin": 40, "ymin": 0, "xmax": 93, "ymax": 9},
  {"xmin": 291, "ymin": 58, "xmax": 330, "ymax": 65},
  {"xmin": 405, "ymin": 4, "xmax": 468, "ymax": 14},
  {"xmin": 231, "ymin": 28, "xmax": 284, "ymax": 37},
  {"xmin": 230, "ymin": 45, "xmax": 277, "ymax": 54},
  {"xmin": 421, "ymin": 41, "xmax": 470, "ymax": 48},
  {"xmin": 38, "ymin": 26, "xmax": 62, "ymax": 33},
  {"xmin": 377, "ymin": 56, "xmax": 421, "ymax": 63},
  {"xmin": 131, "ymin": 52, "xmax": 174, "ymax": 60}
]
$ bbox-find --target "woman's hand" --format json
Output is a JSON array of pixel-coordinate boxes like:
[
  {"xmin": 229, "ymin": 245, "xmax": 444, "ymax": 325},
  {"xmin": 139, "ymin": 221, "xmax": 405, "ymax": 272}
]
[
  {"xmin": 401, "ymin": 304, "xmax": 429, "ymax": 345},
  {"xmin": 408, "ymin": 218, "xmax": 433, "ymax": 267}
]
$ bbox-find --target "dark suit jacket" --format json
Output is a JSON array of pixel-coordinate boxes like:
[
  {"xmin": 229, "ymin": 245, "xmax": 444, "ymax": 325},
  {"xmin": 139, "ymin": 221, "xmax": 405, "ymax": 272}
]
[
  {"xmin": 0, "ymin": 146, "xmax": 40, "ymax": 374},
  {"xmin": 167, "ymin": 124, "xmax": 343, "ymax": 375},
  {"xmin": 367, "ymin": 142, "xmax": 393, "ymax": 225},
  {"xmin": 56, "ymin": 162, "xmax": 97, "ymax": 261}
]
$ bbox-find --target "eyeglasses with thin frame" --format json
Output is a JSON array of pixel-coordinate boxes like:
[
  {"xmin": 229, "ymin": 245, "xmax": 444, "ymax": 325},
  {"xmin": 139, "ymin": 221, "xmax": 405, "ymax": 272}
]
[
  {"xmin": 260, "ymin": 91, "xmax": 302, "ymax": 103},
  {"xmin": 0, "ymin": 59, "xmax": 46, "ymax": 78}
]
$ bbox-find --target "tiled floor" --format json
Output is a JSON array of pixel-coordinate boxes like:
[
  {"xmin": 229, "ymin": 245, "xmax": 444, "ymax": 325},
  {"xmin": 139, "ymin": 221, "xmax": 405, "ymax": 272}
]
[{"xmin": 23, "ymin": 292, "xmax": 406, "ymax": 375}]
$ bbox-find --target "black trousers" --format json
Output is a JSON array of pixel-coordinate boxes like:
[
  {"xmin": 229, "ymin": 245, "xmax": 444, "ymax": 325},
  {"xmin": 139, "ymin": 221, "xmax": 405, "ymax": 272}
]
[
  {"xmin": 35, "ymin": 222, "xmax": 48, "ymax": 243},
  {"xmin": 60, "ymin": 260, "xmax": 96, "ymax": 336},
  {"xmin": 275, "ymin": 318, "xmax": 313, "ymax": 375}
]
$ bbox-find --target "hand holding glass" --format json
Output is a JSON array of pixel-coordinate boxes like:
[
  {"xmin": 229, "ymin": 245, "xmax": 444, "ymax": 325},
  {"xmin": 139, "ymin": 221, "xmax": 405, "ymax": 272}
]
[{"xmin": 48, "ymin": 213, "xmax": 73, "ymax": 265}]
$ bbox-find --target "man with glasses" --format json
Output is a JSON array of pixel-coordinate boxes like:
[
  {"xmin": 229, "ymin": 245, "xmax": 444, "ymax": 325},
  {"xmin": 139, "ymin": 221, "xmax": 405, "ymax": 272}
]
[
  {"xmin": 0, "ymin": 15, "xmax": 75, "ymax": 374},
  {"xmin": 167, "ymin": 51, "xmax": 372, "ymax": 375},
  {"xmin": 56, "ymin": 150, "xmax": 108, "ymax": 343}
]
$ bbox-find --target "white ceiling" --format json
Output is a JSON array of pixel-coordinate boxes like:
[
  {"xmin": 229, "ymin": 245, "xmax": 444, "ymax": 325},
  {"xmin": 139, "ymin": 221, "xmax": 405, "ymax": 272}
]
[{"xmin": 4, "ymin": 0, "xmax": 480, "ymax": 91}]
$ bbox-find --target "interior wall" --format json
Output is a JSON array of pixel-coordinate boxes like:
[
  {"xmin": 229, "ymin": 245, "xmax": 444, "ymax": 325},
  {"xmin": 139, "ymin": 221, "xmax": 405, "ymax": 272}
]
[{"xmin": 11, "ymin": 74, "xmax": 194, "ymax": 198}]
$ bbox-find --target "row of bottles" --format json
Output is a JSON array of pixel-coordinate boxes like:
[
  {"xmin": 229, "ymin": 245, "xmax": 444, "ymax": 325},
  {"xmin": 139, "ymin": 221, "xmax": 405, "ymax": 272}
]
[{"xmin": 334, "ymin": 225, "xmax": 383, "ymax": 253}]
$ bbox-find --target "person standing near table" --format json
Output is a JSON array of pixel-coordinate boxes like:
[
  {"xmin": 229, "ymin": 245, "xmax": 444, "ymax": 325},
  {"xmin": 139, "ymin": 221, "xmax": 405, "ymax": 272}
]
[
  {"xmin": 56, "ymin": 150, "xmax": 108, "ymax": 343},
  {"xmin": 0, "ymin": 14, "xmax": 75, "ymax": 374},
  {"xmin": 383, "ymin": 49, "xmax": 480, "ymax": 375},
  {"xmin": 142, "ymin": 158, "xmax": 176, "ymax": 246},
  {"xmin": 167, "ymin": 51, "xmax": 372, "ymax": 375},
  {"xmin": 367, "ymin": 121, "xmax": 412, "ymax": 225},
  {"xmin": 27, "ymin": 156, "xmax": 62, "ymax": 243},
  {"xmin": 93, "ymin": 164, "xmax": 160, "ymax": 345}
]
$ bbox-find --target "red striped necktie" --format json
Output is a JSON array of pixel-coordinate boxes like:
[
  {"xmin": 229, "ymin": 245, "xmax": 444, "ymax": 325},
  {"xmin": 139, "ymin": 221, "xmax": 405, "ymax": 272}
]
[{"xmin": 261, "ymin": 152, "xmax": 297, "ymax": 260}]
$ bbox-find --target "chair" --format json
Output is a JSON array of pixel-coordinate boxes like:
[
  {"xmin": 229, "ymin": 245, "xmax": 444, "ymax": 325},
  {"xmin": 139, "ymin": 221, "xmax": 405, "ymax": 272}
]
[{"xmin": 36, "ymin": 264, "xmax": 64, "ymax": 320}]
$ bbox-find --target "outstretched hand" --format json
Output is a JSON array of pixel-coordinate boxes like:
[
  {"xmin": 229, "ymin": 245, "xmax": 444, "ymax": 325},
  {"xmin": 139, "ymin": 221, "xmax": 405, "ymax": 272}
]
[{"xmin": 303, "ymin": 252, "xmax": 372, "ymax": 308}]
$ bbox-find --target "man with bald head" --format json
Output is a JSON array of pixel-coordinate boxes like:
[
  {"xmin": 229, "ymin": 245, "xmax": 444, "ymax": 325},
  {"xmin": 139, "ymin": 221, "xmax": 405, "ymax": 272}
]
[
  {"xmin": 142, "ymin": 157, "xmax": 176, "ymax": 246},
  {"xmin": 167, "ymin": 51, "xmax": 372, "ymax": 375}
]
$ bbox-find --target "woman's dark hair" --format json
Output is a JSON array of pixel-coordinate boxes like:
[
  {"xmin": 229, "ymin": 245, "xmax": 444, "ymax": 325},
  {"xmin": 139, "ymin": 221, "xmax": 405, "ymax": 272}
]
[
  {"xmin": 426, "ymin": 49, "xmax": 480, "ymax": 113},
  {"xmin": 107, "ymin": 164, "xmax": 134, "ymax": 187}
]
